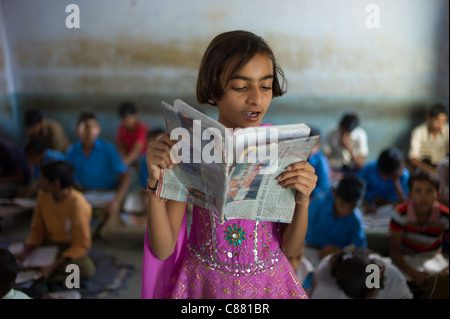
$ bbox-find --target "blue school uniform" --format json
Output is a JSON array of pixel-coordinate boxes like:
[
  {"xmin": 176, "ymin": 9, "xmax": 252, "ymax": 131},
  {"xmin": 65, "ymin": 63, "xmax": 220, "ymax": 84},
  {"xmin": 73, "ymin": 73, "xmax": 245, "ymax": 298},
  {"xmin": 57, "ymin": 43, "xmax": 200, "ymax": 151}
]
[
  {"xmin": 357, "ymin": 160, "xmax": 409, "ymax": 205},
  {"xmin": 66, "ymin": 138, "xmax": 127, "ymax": 189},
  {"xmin": 305, "ymin": 191, "xmax": 367, "ymax": 249},
  {"xmin": 308, "ymin": 150, "xmax": 332, "ymax": 197}
]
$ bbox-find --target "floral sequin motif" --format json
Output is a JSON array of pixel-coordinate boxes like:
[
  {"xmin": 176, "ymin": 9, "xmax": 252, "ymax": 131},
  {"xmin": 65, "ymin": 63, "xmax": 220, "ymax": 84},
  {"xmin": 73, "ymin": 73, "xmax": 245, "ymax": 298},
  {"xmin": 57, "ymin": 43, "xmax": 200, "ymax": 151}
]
[{"xmin": 224, "ymin": 224, "xmax": 246, "ymax": 246}]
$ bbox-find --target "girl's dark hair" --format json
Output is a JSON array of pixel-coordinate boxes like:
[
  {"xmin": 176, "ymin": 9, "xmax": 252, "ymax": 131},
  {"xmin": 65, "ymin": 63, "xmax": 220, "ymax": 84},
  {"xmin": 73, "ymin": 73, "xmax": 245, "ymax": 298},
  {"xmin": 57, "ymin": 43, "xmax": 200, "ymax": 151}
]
[
  {"xmin": 40, "ymin": 160, "xmax": 74, "ymax": 188},
  {"xmin": 330, "ymin": 248, "xmax": 385, "ymax": 299},
  {"xmin": 196, "ymin": 30, "xmax": 287, "ymax": 105}
]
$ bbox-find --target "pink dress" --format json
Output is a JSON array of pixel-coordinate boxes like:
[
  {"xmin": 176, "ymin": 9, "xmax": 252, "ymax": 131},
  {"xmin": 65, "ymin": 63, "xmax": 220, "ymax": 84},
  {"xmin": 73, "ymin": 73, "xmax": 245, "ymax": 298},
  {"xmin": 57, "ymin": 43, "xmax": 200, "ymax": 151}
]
[{"xmin": 142, "ymin": 205, "xmax": 308, "ymax": 299}]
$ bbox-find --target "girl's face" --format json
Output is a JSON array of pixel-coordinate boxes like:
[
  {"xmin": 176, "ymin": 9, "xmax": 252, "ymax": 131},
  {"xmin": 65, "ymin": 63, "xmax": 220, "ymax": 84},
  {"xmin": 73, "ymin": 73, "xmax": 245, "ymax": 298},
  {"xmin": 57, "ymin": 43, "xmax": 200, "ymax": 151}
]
[{"xmin": 216, "ymin": 53, "xmax": 274, "ymax": 129}]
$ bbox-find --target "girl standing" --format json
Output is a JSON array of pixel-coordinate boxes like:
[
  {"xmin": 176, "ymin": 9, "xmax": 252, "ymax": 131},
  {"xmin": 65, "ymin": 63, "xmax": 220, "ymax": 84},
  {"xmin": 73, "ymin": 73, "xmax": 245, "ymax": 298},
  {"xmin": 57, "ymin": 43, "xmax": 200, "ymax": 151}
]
[{"xmin": 142, "ymin": 30, "xmax": 317, "ymax": 299}]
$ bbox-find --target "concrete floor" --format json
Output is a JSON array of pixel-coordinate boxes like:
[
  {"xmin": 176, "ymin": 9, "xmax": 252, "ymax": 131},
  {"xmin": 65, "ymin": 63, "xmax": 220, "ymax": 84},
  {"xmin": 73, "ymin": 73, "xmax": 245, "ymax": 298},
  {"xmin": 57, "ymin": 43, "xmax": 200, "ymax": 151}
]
[{"xmin": 0, "ymin": 215, "xmax": 144, "ymax": 299}]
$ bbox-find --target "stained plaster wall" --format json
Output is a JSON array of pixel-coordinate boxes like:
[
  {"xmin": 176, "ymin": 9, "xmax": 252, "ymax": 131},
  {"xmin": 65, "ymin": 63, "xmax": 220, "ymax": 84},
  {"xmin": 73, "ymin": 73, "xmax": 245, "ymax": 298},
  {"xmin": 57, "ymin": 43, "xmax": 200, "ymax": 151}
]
[{"xmin": 0, "ymin": 0, "xmax": 448, "ymax": 161}]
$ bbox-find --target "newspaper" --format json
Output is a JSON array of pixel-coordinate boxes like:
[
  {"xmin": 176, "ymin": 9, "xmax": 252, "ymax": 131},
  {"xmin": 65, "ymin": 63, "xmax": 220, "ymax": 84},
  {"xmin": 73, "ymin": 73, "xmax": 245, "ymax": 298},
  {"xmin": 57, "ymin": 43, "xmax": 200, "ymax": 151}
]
[{"xmin": 156, "ymin": 99, "xmax": 319, "ymax": 224}]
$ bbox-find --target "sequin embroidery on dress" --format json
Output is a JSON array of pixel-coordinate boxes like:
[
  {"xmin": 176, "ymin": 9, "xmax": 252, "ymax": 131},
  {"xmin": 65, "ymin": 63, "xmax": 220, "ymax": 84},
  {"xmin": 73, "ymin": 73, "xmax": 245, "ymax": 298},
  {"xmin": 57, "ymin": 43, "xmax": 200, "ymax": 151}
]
[{"xmin": 166, "ymin": 206, "xmax": 308, "ymax": 299}]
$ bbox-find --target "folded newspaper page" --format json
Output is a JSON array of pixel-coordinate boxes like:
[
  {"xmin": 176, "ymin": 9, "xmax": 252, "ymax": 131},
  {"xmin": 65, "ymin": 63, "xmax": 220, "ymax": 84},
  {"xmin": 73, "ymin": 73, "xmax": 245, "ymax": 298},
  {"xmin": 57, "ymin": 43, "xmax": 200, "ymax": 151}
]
[{"xmin": 156, "ymin": 99, "xmax": 318, "ymax": 223}]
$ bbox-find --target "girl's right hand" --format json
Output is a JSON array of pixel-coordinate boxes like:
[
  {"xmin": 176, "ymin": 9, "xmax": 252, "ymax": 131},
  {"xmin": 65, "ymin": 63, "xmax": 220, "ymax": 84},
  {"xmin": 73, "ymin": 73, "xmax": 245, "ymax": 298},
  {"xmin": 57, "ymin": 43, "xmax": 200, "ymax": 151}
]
[{"xmin": 146, "ymin": 134, "xmax": 177, "ymax": 188}]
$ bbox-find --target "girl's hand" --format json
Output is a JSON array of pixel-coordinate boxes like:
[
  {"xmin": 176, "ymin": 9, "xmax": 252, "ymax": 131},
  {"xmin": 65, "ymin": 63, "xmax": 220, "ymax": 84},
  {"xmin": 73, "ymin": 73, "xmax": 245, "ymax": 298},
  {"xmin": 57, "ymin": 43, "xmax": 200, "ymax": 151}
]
[
  {"xmin": 146, "ymin": 134, "xmax": 177, "ymax": 188},
  {"xmin": 277, "ymin": 161, "xmax": 317, "ymax": 204}
]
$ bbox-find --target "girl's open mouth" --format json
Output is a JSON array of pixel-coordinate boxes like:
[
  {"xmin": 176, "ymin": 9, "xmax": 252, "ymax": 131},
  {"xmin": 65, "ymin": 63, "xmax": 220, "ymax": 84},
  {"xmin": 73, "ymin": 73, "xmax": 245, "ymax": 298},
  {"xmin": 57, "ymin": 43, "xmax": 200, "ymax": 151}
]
[{"xmin": 243, "ymin": 111, "xmax": 260, "ymax": 121}]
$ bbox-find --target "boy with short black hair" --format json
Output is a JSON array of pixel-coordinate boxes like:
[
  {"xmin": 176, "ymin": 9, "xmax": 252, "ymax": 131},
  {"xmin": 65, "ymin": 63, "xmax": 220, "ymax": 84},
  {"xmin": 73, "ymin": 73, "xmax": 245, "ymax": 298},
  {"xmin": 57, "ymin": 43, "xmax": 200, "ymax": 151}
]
[
  {"xmin": 305, "ymin": 175, "xmax": 368, "ymax": 261},
  {"xmin": 16, "ymin": 161, "xmax": 96, "ymax": 289},
  {"xmin": 23, "ymin": 109, "xmax": 70, "ymax": 153},
  {"xmin": 66, "ymin": 112, "xmax": 131, "ymax": 217},
  {"xmin": 389, "ymin": 169, "xmax": 449, "ymax": 294},
  {"xmin": 408, "ymin": 103, "xmax": 449, "ymax": 175},
  {"xmin": 323, "ymin": 112, "xmax": 369, "ymax": 177},
  {"xmin": 358, "ymin": 146, "xmax": 410, "ymax": 213},
  {"xmin": 116, "ymin": 102, "xmax": 149, "ymax": 166}
]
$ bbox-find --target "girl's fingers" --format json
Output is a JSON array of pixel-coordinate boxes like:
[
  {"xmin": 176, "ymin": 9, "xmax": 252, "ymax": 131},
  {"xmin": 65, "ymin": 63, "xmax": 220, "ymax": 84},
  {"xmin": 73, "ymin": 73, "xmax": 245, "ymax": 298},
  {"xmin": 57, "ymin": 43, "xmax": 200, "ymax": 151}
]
[
  {"xmin": 149, "ymin": 148, "xmax": 173, "ymax": 167},
  {"xmin": 277, "ymin": 162, "xmax": 317, "ymax": 195},
  {"xmin": 279, "ymin": 176, "xmax": 316, "ymax": 191},
  {"xmin": 286, "ymin": 161, "xmax": 315, "ymax": 172},
  {"xmin": 146, "ymin": 133, "xmax": 178, "ymax": 169},
  {"xmin": 277, "ymin": 165, "xmax": 316, "ymax": 183}
]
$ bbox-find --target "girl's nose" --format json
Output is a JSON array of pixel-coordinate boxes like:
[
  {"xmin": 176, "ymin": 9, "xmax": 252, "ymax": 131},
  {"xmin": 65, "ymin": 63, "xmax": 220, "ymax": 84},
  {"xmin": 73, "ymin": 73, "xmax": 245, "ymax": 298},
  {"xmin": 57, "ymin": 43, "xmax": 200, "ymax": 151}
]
[{"xmin": 246, "ymin": 86, "xmax": 262, "ymax": 106}]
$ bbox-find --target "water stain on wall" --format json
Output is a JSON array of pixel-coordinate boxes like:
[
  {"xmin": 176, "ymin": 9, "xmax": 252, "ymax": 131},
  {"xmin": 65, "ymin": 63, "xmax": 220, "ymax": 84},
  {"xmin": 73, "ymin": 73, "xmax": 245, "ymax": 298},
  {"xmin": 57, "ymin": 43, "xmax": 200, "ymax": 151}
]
[{"xmin": 14, "ymin": 37, "xmax": 207, "ymax": 70}]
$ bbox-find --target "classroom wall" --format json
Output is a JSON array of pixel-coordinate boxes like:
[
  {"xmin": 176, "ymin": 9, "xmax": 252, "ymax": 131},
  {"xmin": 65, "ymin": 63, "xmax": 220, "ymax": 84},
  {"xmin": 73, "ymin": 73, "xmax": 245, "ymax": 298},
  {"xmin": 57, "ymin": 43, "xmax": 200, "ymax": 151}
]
[{"xmin": 0, "ymin": 0, "xmax": 448, "ymax": 161}]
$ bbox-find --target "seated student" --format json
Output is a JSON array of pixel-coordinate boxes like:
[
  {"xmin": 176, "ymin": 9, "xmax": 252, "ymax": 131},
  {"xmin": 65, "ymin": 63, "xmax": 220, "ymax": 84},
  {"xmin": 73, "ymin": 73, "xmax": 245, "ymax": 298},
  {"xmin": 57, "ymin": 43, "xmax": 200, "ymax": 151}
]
[
  {"xmin": 23, "ymin": 109, "xmax": 71, "ymax": 153},
  {"xmin": 15, "ymin": 161, "xmax": 96, "ymax": 288},
  {"xmin": 408, "ymin": 103, "xmax": 449, "ymax": 176},
  {"xmin": 358, "ymin": 146, "xmax": 410, "ymax": 214},
  {"xmin": 24, "ymin": 137, "xmax": 66, "ymax": 180},
  {"xmin": 307, "ymin": 126, "xmax": 332, "ymax": 198},
  {"xmin": 0, "ymin": 139, "xmax": 31, "ymax": 198},
  {"xmin": 22, "ymin": 137, "xmax": 66, "ymax": 197},
  {"xmin": 65, "ymin": 112, "xmax": 131, "ymax": 216},
  {"xmin": 389, "ymin": 169, "xmax": 449, "ymax": 295},
  {"xmin": 309, "ymin": 248, "xmax": 413, "ymax": 299},
  {"xmin": 322, "ymin": 112, "xmax": 369, "ymax": 179},
  {"xmin": 304, "ymin": 175, "xmax": 368, "ymax": 265},
  {"xmin": 0, "ymin": 248, "xmax": 32, "ymax": 299},
  {"xmin": 116, "ymin": 102, "xmax": 149, "ymax": 167}
]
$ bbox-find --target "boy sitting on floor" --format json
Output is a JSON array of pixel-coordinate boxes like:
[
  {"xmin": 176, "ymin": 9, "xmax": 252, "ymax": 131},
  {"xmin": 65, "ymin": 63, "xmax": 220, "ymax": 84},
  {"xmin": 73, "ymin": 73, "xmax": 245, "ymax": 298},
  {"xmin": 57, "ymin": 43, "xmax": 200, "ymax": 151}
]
[
  {"xmin": 16, "ymin": 161, "xmax": 96, "ymax": 293},
  {"xmin": 303, "ymin": 175, "xmax": 367, "ymax": 266},
  {"xmin": 389, "ymin": 169, "xmax": 449, "ymax": 296}
]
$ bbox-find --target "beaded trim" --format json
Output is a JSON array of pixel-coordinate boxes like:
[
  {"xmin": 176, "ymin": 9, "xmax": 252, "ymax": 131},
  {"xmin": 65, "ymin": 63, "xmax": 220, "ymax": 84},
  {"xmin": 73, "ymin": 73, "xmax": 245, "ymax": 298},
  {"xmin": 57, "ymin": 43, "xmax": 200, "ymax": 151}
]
[
  {"xmin": 187, "ymin": 243, "xmax": 282, "ymax": 276},
  {"xmin": 186, "ymin": 207, "xmax": 283, "ymax": 276}
]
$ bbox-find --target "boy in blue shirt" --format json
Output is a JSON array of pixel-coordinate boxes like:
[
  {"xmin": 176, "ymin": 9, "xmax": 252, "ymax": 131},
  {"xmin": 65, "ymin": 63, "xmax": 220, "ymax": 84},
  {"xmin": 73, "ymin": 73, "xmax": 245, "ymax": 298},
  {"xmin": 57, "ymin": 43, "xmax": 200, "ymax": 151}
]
[
  {"xmin": 307, "ymin": 126, "xmax": 332, "ymax": 198},
  {"xmin": 358, "ymin": 146, "xmax": 409, "ymax": 214},
  {"xmin": 66, "ymin": 112, "xmax": 131, "ymax": 217},
  {"xmin": 305, "ymin": 175, "xmax": 367, "ymax": 260}
]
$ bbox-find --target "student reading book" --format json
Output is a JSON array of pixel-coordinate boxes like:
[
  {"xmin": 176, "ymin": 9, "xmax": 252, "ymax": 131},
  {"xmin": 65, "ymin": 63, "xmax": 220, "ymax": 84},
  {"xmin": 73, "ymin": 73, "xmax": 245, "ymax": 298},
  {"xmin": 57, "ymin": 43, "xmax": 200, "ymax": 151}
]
[{"xmin": 142, "ymin": 30, "xmax": 317, "ymax": 299}]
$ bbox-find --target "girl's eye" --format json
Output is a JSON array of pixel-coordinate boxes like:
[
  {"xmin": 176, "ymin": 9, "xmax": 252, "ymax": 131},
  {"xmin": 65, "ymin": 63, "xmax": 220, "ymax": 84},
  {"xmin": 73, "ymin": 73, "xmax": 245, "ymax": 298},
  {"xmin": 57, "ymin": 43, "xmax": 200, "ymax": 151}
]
[
  {"xmin": 232, "ymin": 87, "xmax": 246, "ymax": 92},
  {"xmin": 261, "ymin": 86, "xmax": 272, "ymax": 91}
]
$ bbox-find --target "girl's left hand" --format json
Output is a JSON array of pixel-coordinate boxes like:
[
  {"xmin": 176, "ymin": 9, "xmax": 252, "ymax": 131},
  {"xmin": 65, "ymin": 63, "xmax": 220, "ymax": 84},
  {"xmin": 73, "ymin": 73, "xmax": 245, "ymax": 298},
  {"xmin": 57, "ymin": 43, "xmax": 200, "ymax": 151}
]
[{"xmin": 277, "ymin": 161, "xmax": 317, "ymax": 204}]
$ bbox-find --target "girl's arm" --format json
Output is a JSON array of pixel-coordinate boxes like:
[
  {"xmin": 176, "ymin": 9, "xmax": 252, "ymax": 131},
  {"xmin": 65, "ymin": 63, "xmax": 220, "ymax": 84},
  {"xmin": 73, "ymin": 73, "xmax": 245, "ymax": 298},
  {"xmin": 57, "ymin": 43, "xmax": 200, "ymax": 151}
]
[
  {"xmin": 278, "ymin": 161, "xmax": 317, "ymax": 257},
  {"xmin": 146, "ymin": 134, "xmax": 186, "ymax": 261}
]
